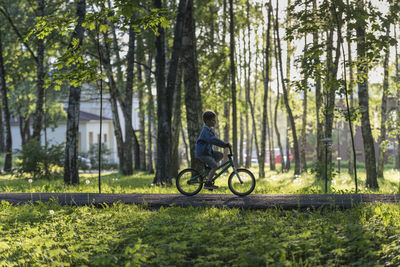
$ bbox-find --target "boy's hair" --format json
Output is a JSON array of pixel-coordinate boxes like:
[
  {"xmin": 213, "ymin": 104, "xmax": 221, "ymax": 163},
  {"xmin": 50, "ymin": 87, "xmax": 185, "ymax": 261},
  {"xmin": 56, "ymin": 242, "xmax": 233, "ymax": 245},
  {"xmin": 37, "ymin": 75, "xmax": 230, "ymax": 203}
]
[{"xmin": 202, "ymin": 110, "xmax": 216, "ymax": 123}]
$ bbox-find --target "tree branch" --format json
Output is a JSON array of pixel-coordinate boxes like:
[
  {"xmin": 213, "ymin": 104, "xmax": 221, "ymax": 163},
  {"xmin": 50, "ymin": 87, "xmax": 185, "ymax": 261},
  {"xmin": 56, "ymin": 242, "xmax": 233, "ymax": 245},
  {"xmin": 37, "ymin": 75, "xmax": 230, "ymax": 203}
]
[{"xmin": 0, "ymin": 7, "xmax": 38, "ymax": 63}]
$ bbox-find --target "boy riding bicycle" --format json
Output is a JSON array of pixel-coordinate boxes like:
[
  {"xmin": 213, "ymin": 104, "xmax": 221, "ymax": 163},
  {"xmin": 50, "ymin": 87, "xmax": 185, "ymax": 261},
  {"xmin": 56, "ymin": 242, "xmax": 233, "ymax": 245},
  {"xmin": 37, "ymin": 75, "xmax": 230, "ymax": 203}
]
[{"xmin": 195, "ymin": 110, "xmax": 231, "ymax": 190}]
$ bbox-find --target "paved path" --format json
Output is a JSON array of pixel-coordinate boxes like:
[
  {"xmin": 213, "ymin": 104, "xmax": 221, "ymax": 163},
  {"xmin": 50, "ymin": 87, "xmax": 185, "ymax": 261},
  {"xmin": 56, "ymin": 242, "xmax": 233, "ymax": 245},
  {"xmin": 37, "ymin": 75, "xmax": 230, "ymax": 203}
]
[{"xmin": 1, "ymin": 193, "xmax": 400, "ymax": 209}]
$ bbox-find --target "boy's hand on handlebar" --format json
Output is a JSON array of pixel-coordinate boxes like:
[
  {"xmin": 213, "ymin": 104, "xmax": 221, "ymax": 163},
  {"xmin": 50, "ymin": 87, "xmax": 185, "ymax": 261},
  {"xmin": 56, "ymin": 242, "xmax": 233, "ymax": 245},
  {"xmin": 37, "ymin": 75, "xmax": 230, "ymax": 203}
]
[{"xmin": 225, "ymin": 143, "xmax": 231, "ymax": 148}]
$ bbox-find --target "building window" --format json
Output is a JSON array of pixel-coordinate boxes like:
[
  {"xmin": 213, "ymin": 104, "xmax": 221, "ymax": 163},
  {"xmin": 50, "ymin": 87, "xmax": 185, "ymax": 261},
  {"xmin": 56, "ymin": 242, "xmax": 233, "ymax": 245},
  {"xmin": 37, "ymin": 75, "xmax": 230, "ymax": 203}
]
[
  {"xmin": 89, "ymin": 132, "xmax": 93, "ymax": 146},
  {"xmin": 104, "ymin": 134, "xmax": 107, "ymax": 143},
  {"xmin": 97, "ymin": 134, "xmax": 100, "ymax": 143}
]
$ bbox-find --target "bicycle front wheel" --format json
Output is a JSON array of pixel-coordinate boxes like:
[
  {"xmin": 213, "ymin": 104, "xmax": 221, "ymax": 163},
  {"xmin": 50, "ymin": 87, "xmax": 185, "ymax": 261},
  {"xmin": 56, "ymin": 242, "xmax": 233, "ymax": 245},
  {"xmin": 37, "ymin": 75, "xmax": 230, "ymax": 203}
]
[
  {"xmin": 228, "ymin": 169, "xmax": 256, "ymax": 196},
  {"xmin": 176, "ymin": 168, "xmax": 203, "ymax": 196}
]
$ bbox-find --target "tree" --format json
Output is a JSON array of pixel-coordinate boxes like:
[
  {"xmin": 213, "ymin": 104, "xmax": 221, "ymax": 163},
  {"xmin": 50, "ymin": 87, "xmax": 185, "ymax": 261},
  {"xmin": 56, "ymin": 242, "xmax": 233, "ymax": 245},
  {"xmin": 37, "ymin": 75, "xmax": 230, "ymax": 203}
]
[
  {"xmin": 182, "ymin": 0, "xmax": 203, "ymax": 173},
  {"xmin": 0, "ymin": 29, "xmax": 12, "ymax": 171},
  {"xmin": 260, "ymin": 1, "xmax": 272, "ymax": 178},
  {"xmin": 377, "ymin": 26, "xmax": 390, "ymax": 178},
  {"xmin": 229, "ymin": 0, "xmax": 238, "ymax": 165},
  {"xmin": 121, "ymin": 22, "xmax": 140, "ymax": 172},
  {"xmin": 64, "ymin": 0, "xmax": 86, "ymax": 185},
  {"xmin": 145, "ymin": 51, "xmax": 155, "ymax": 173},
  {"xmin": 170, "ymin": 63, "xmax": 183, "ymax": 178},
  {"xmin": 396, "ymin": 24, "xmax": 400, "ymax": 169},
  {"xmin": 153, "ymin": 0, "xmax": 187, "ymax": 184},
  {"xmin": 31, "ymin": 0, "xmax": 45, "ymax": 140},
  {"xmin": 136, "ymin": 36, "xmax": 147, "ymax": 171},
  {"xmin": 274, "ymin": 0, "xmax": 300, "ymax": 175},
  {"xmin": 355, "ymin": 0, "xmax": 378, "ymax": 188},
  {"xmin": 313, "ymin": 0, "xmax": 324, "ymax": 173},
  {"xmin": 346, "ymin": 0, "xmax": 355, "ymax": 176},
  {"xmin": 323, "ymin": 2, "xmax": 342, "ymax": 180},
  {"xmin": 300, "ymin": 1, "xmax": 309, "ymax": 172}
]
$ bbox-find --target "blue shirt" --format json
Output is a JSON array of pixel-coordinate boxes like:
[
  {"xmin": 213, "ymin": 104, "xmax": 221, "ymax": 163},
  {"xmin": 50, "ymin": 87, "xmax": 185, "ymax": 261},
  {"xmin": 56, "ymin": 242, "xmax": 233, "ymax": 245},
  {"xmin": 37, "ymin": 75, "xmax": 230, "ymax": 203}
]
[{"xmin": 195, "ymin": 124, "xmax": 227, "ymax": 157}]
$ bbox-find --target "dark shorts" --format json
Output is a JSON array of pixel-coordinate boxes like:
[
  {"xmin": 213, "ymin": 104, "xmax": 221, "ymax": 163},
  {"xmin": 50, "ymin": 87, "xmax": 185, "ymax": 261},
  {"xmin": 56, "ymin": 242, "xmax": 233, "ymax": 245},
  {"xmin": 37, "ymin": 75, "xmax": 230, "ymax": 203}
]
[{"xmin": 197, "ymin": 151, "xmax": 223, "ymax": 169}]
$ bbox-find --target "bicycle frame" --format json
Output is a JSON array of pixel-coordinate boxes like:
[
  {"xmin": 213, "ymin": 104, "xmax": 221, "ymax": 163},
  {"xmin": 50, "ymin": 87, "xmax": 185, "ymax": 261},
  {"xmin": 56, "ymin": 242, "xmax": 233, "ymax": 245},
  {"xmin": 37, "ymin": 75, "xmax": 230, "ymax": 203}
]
[{"xmin": 188, "ymin": 147, "xmax": 242, "ymax": 185}]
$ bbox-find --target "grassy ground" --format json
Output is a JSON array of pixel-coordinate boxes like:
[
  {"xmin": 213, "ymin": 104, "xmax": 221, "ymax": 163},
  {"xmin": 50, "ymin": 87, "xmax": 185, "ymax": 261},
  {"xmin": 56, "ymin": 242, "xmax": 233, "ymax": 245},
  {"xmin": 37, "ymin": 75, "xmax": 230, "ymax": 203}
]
[
  {"xmin": 1, "ymin": 166, "xmax": 400, "ymax": 266},
  {"xmin": 0, "ymin": 165, "xmax": 399, "ymax": 194},
  {"xmin": 1, "ymin": 201, "xmax": 400, "ymax": 266}
]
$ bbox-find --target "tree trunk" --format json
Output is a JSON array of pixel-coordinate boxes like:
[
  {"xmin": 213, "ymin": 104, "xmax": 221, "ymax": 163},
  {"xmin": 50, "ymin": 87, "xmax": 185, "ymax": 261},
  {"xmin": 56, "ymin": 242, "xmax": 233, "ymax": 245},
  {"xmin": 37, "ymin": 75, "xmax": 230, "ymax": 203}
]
[
  {"xmin": 244, "ymin": 0, "xmax": 251, "ymax": 169},
  {"xmin": 356, "ymin": 0, "xmax": 378, "ymax": 188},
  {"xmin": 170, "ymin": 63, "xmax": 183, "ymax": 178},
  {"xmin": 300, "ymin": 32, "xmax": 308, "ymax": 172},
  {"xmin": 136, "ymin": 37, "xmax": 147, "ymax": 170},
  {"xmin": 182, "ymin": 0, "xmax": 203, "ymax": 172},
  {"xmin": 285, "ymin": 119, "xmax": 291, "ymax": 170},
  {"xmin": 229, "ymin": 0, "xmax": 238, "ymax": 166},
  {"xmin": 32, "ymin": 0, "xmax": 45, "ymax": 140},
  {"xmin": 102, "ymin": 30, "xmax": 125, "ymax": 174},
  {"xmin": 268, "ymin": 76, "xmax": 276, "ymax": 171},
  {"xmin": 121, "ymin": 25, "xmax": 135, "ymax": 174},
  {"xmin": 181, "ymin": 126, "xmax": 190, "ymax": 166},
  {"xmin": 0, "ymin": 30, "xmax": 12, "ymax": 172},
  {"xmin": 222, "ymin": 0, "xmax": 230, "ymax": 163},
  {"xmin": 395, "ymin": 25, "xmax": 400, "ymax": 169},
  {"xmin": 274, "ymin": 89, "xmax": 285, "ymax": 173},
  {"xmin": 275, "ymin": 0, "xmax": 300, "ymax": 175},
  {"xmin": 324, "ymin": 15, "xmax": 341, "ymax": 179},
  {"xmin": 145, "ymin": 52, "xmax": 154, "ymax": 173},
  {"xmin": 312, "ymin": 0, "xmax": 324, "ymax": 174},
  {"xmin": 239, "ymin": 92, "xmax": 244, "ymax": 166},
  {"xmin": 64, "ymin": 0, "xmax": 85, "ymax": 184},
  {"xmin": 154, "ymin": 0, "xmax": 187, "ymax": 184},
  {"xmin": 346, "ymin": 12, "xmax": 355, "ymax": 175},
  {"xmin": 260, "ymin": 1, "xmax": 272, "ymax": 178},
  {"xmin": 223, "ymin": 102, "xmax": 230, "ymax": 161},
  {"xmin": 108, "ymin": 0, "xmax": 124, "ymax": 90},
  {"xmin": 301, "ymin": 85, "xmax": 307, "ymax": 172},
  {"xmin": 0, "ymin": 105, "xmax": 4, "ymax": 153},
  {"xmin": 267, "ymin": 50, "xmax": 275, "ymax": 171},
  {"xmin": 123, "ymin": 24, "xmax": 141, "ymax": 172},
  {"xmin": 153, "ymin": 2, "xmax": 168, "ymax": 184},
  {"xmin": 377, "ymin": 27, "xmax": 390, "ymax": 178}
]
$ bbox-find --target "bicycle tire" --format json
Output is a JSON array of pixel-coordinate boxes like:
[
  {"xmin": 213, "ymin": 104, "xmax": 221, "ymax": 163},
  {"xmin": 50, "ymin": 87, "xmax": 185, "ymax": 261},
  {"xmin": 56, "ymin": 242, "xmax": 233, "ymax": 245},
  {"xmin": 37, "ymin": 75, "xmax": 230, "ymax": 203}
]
[
  {"xmin": 176, "ymin": 168, "xmax": 203, "ymax": 196},
  {"xmin": 228, "ymin": 169, "xmax": 256, "ymax": 196}
]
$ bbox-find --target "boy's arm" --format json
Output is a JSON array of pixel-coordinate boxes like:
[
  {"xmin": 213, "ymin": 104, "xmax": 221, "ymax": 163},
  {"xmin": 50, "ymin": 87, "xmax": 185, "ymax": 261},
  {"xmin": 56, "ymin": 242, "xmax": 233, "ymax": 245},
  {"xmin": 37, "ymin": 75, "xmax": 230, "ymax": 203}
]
[{"xmin": 206, "ymin": 131, "xmax": 228, "ymax": 148}]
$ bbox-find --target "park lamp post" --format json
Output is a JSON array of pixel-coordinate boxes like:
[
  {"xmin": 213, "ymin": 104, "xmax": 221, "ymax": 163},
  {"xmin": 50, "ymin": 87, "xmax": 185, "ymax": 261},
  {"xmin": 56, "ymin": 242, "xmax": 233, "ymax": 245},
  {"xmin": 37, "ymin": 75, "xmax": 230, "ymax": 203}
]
[
  {"xmin": 337, "ymin": 157, "xmax": 342, "ymax": 175},
  {"xmin": 322, "ymin": 137, "xmax": 332, "ymax": 193}
]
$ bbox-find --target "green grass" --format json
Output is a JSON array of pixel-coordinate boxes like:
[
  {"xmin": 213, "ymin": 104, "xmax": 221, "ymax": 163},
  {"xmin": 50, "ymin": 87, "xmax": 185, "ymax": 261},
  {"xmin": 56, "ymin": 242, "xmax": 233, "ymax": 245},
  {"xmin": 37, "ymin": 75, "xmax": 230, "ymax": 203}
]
[
  {"xmin": 1, "ymin": 201, "xmax": 400, "ymax": 266},
  {"xmin": 1, "ymin": 166, "xmax": 399, "ymax": 194},
  {"xmin": 1, "ymin": 166, "xmax": 400, "ymax": 266}
]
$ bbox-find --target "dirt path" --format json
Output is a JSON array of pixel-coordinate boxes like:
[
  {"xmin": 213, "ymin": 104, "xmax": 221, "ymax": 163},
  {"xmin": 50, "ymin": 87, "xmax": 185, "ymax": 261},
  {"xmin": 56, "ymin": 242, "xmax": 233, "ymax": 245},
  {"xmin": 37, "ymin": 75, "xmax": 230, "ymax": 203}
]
[{"xmin": 1, "ymin": 193, "xmax": 399, "ymax": 209}]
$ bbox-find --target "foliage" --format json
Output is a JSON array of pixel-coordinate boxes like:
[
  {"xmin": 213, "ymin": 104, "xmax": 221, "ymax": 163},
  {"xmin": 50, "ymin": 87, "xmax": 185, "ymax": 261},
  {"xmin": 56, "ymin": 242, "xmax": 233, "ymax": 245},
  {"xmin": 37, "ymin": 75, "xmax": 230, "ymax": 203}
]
[
  {"xmin": 16, "ymin": 139, "xmax": 64, "ymax": 179},
  {"xmin": 0, "ymin": 200, "xmax": 400, "ymax": 265},
  {"xmin": 80, "ymin": 143, "xmax": 116, "ymax": 170}
]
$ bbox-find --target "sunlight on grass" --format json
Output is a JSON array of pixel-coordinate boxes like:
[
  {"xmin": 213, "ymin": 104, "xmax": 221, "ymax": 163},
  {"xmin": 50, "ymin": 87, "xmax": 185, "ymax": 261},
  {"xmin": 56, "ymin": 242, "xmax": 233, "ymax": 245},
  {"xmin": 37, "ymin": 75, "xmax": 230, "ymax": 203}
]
[{"xmin": 0, "ymin": 166, "xmax": 399, "ymax": 194}]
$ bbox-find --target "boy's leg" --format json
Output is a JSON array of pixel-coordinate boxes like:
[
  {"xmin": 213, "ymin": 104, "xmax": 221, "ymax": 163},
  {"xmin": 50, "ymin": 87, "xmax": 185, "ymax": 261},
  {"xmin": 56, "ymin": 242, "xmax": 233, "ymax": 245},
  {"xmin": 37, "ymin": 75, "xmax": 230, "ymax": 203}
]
[
  {"xmin": 206, "ymin": 151, "xmax": 223, "ymax": 183},
  {"xmin": 207, "ymin": 168, "xmax": 217, "ymax": 182}
]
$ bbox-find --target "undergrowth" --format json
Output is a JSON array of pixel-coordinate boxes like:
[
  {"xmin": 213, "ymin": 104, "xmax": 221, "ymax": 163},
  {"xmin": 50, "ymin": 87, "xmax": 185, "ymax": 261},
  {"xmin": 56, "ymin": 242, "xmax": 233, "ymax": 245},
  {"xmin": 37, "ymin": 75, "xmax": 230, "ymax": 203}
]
[{"xmin": 0, "ymin": 201, "xmax": 400, "ymax": 266}]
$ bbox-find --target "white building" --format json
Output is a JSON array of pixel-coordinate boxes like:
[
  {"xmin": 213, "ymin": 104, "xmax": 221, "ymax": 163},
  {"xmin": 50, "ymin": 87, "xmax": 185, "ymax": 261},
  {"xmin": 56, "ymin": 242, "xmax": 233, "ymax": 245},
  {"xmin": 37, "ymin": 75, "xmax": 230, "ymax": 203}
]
[{"xmin": 10, "ymin": 87, "xmax": 140, "ymax": 163}]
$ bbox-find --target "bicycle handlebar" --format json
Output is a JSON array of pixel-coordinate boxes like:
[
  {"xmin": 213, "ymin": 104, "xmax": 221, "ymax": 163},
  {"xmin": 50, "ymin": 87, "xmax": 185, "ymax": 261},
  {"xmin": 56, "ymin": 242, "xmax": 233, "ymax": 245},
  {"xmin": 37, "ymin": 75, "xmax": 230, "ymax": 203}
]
[{"xmin": 228, "ymin": 145, "xmax": 233, "ymax": 157}]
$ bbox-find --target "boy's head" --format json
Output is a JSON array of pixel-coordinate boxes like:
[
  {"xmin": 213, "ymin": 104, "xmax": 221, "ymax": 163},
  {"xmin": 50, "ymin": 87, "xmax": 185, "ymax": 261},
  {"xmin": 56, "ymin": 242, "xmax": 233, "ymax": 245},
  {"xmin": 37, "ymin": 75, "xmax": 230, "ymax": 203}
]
[{"xmin": 203, "ymin": 110, "xmax": 217, "ymax": 127}]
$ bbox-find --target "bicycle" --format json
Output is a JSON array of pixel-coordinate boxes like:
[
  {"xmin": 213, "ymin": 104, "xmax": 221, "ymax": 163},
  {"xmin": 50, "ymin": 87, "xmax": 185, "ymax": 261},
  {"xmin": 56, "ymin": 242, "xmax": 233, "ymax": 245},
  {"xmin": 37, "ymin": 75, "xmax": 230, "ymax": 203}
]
[{"xmin": 176, "ymin": 147, "xmax": 256, "ymax": 196}]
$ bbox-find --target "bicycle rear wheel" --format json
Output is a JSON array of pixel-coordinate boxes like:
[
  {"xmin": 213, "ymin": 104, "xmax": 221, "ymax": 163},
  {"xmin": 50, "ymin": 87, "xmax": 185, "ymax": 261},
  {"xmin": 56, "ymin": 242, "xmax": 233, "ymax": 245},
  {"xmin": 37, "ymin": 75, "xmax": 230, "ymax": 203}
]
[
  {"xmin": 176, "ymin": 168, "xmax": 203, "ymax": 196},
  {"xmin": 228, "ymin": 169, "xmax": 256, "ymax": 196}
]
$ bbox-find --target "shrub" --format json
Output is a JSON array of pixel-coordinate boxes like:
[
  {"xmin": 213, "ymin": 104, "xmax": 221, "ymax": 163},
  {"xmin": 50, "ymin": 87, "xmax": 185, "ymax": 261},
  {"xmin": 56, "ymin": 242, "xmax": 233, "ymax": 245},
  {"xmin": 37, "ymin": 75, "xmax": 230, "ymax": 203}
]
[
  {"xmin": 16, "ymin": 139, "xmax": 64, "ymax": 179},
  {"xmin": 86, "ymin": 144, "xmax": 115, "ymax": 170}
]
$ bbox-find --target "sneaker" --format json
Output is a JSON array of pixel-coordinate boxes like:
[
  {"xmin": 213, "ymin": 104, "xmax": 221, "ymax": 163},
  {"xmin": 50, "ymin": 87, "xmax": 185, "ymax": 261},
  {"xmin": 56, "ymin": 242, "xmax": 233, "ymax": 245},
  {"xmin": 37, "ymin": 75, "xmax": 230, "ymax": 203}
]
[{"xmin": 204, "ymin": 182, "xmax": 219, "ymax": 190}]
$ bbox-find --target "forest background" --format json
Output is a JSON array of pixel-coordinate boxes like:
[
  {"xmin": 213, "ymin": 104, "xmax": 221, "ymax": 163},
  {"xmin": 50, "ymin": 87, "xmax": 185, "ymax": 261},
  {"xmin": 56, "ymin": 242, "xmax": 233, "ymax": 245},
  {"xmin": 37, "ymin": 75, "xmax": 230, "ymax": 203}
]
[{"xmin": 0, "ymin": 0, "xmax": 399, "ymax": 191}]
